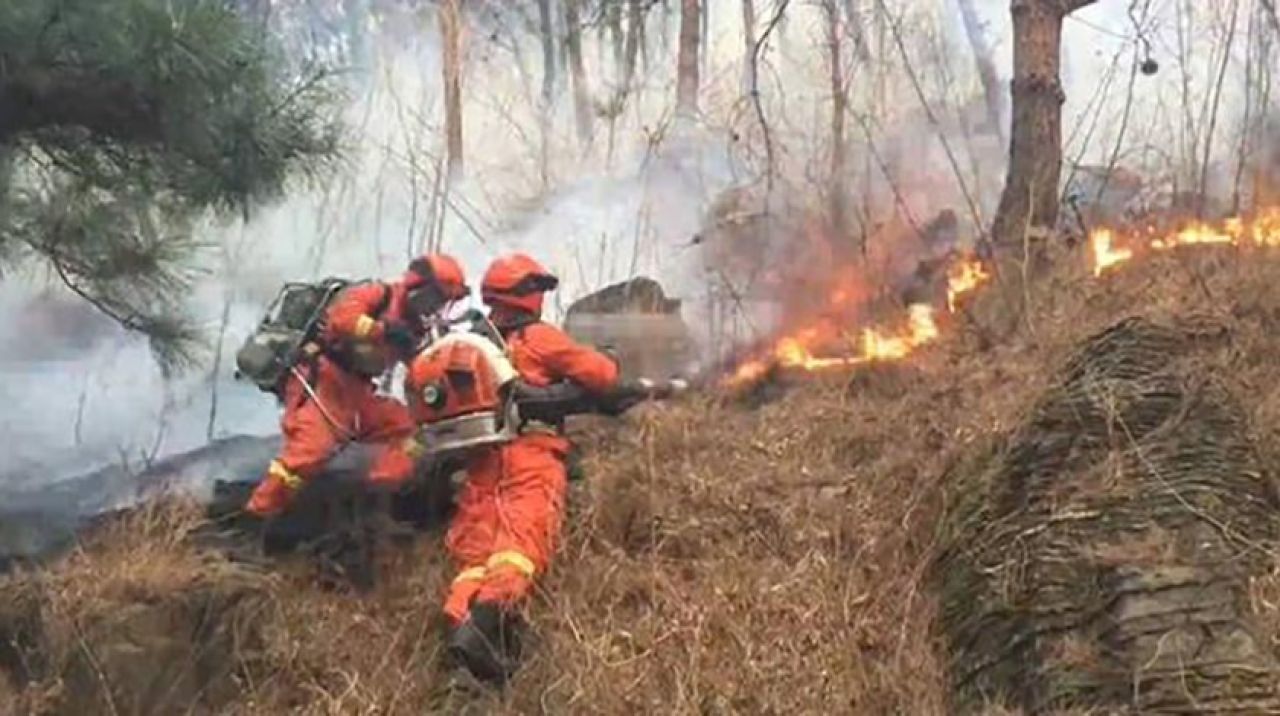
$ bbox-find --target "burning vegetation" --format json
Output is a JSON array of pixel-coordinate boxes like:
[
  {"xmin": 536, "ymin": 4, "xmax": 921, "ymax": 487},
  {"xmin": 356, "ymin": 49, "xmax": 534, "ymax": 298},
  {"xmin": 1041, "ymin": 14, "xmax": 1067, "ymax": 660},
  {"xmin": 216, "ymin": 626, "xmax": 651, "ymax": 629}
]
[
  {"xmin": 726, "ymin": 207, "xmax": 1280, "ymax": 391},
  {"xmin": 1091, "ymin": 207, "xmax": 1280, "ymax": 276}
]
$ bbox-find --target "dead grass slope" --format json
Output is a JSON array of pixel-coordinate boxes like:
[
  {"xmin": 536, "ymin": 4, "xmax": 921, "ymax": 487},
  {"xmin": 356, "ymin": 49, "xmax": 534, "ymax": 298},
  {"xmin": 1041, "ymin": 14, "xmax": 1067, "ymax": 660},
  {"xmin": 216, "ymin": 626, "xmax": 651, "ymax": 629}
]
[{"xmin": 3, "ymin": 244, "xmax": 1280, "ymax": 715}]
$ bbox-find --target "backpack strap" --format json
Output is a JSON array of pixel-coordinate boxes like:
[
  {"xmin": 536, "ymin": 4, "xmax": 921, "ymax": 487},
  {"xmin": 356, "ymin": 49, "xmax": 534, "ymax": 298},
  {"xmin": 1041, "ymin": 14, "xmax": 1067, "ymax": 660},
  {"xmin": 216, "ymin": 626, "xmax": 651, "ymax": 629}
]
[{"xmin": 369, "ymin": 282, "xmax": 393, "ymax": 320}]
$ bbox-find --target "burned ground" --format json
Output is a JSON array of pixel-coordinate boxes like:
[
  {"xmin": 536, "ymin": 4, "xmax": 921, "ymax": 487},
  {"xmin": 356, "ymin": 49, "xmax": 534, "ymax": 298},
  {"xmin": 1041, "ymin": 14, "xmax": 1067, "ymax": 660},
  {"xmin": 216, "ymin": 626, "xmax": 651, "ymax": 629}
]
[{"xmin": 5, "ymin": 245, "xmax": 1280, "ymax": 714}]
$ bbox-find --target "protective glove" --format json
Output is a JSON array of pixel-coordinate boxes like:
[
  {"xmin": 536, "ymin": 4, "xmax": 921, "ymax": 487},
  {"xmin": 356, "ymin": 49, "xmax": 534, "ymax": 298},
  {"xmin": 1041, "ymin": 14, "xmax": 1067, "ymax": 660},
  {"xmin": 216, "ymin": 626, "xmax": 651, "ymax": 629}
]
[{"xmin": 384, "ymin": 321, "xmax": 416, "ymax": 354}]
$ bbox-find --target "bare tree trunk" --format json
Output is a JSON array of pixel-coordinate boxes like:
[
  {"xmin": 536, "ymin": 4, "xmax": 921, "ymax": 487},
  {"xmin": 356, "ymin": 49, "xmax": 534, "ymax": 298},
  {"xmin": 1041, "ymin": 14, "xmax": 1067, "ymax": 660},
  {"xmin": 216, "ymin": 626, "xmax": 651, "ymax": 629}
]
[
  {"xmin": 1252, "ymin": 2, "xmax": 1276, "ymax": 209},
  {"xmin": 823, "ymin": 0, "xmax": 849, "ymax": 245},
  {"xmin": 639, "ymin": 1, "xmax": 652, "ymax": 74},
  {"xmin": 1262, "ymin": 0, "xmax": 1280, "ymax": 34},
  {"xmin": 775, "ymin": 0, "xmax": 790, "ymax": 53},
  {"xmin": 608, "ymin": 0, "xmax": 625, "ymax": 71},
  {"xmin": 677, "ymin": 0, "xmax": 701, "ymax": 118},
  {"xmin": 623, "ymin": 0, "xmax": 644, "ymax": 92},
  {"xmin": 441, "ymin": 0, "xmax": 464, "ymax": 179},
  {"xmin": 1199, "ymin": 0, "xmax": 1242, "ymax": 217},
  {"xmin": 660, "ymin": 0, "xmax": 673, "ymax": 55},
  {"xmin": 701, "ymin": 0, "xmax": 710, "ymax": 75},
  {"xmin": 742, "ymin": 0, "xmax": 757, "ymax": 94},
  {"xmin": 538, "ymin": 0, "xmax": 556, "ymax": 106},
  {"xmin": 564, "ymin": 0, "xmax": 595, "ymax": 145},
  {"xmin": 537, "ymin": 0, "xmax": 556, "ymax": 186},
  {"xmin": 990, "ymin": 0, "xmax": 1098, "ymax": 255},
  {"xmin": 956, "ymin": 0, "xmax": 1004, "ymax": 142},
  {"xmin": 1233, "ymin": 3, "xmax": 1258, "ymax": 214},
  {"xmin": 1175, "ymin": 0, "xmax": 1199, "ymax": 191},
  {"xmin": 842, "ymin": 0, "xmax": 871, "ymax": 61}
]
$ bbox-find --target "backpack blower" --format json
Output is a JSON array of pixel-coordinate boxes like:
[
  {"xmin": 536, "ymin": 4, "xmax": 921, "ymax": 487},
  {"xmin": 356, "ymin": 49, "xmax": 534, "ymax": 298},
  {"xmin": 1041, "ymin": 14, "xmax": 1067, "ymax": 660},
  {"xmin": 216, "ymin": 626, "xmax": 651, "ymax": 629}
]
[{"xmin": 404, "ymin": 311, "xmax": 688, "ymax": 462}]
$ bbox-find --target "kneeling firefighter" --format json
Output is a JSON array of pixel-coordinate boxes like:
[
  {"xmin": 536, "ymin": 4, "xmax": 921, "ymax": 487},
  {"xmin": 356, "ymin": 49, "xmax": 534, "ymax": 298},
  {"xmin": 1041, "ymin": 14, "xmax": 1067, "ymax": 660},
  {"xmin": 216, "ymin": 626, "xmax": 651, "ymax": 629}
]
[
  {"xmin": 405, "ymin": 253, "xmax": 620, "ymax": 684},
  {"xmin": 244, "ymin": 254, "xmax": 469, "ymax": 518}
]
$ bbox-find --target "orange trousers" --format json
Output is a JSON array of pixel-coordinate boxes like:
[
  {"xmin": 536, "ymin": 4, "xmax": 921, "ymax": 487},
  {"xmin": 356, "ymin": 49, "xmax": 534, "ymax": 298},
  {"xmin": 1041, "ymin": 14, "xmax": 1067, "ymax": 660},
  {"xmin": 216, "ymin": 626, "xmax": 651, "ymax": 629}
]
[
  {"xmin": 443, "ymin": 433, "xmax": 569, "ymax": 624},
  {"xmin": 248, "ymin": 357, "xmax": 418, "ymax": 516}
]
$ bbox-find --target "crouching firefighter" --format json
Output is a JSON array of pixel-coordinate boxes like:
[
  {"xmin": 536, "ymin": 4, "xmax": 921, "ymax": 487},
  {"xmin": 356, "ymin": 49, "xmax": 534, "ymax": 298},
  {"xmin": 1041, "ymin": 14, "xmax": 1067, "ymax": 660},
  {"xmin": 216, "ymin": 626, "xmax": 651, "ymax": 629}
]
[
  {"xmin": 404, "ymin": 253, "xmax": 622, "ymax": 685},
  {"xmin": 235, "ymin": 254, "xmax": 469, "ymax": 518}
]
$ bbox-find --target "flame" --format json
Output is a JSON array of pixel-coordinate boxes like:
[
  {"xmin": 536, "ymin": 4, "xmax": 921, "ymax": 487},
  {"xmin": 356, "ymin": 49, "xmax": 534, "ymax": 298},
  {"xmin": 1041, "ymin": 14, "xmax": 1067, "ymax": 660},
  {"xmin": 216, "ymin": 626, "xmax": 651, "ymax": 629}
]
[
  {"xmin": 1090, "ymin": 207, "xmax": 1280, "ymax": 275},
  {"xmin": 946, "ymin": 257, "xmax": 991, "ymax": 312},
  {"xmin": 1091, "ymin": 229, "xmax": 1133, "ymax": 277},
  {"xmin": 860, "ymin": 304, "xmax": 938, "ymax": 360},
  {"xmin": 726, "ymin": 207, "xmax": 1280, "ymax": 390},
  {"xmin": 723, "ymin": 252, "xmax": 977, "ymax": 388},
  {"xmin": 725, "ymin": 302, "xmax": 942, "ymax": 387}
]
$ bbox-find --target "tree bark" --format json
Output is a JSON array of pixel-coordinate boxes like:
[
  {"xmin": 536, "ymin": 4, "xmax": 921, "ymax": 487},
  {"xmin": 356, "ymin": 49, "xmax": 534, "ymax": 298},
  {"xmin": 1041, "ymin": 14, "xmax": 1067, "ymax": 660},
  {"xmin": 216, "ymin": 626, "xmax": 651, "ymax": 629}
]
[
  {"xmin": 564, "ymin": 0, "xmax": 595, "ymax": 145},
  {"xmin": 956, "ymin": 0, "xmax": 1004, "ymax": 141},
  {"xmin": 990, "ymin": 0, "xmax": 1097, "ymax": 255},
  {"xmin": 823, "ymin": 0, "xmax": 849, "ymax": 244},
  {"xmin": 676, "ymin": 0, "xmax": 701, "ymax": 118},
  {"xmin": 441, "ymin": 0, "xmax": 464, "ymax": 179}
]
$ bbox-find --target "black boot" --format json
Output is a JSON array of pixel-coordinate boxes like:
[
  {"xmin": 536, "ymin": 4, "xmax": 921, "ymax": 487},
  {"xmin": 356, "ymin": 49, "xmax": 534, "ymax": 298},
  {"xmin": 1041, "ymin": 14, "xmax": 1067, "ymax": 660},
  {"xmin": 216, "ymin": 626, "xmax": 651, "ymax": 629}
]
[{"xmin": 446, "ymin": 601, "xmax": 523, "ymax": 685}]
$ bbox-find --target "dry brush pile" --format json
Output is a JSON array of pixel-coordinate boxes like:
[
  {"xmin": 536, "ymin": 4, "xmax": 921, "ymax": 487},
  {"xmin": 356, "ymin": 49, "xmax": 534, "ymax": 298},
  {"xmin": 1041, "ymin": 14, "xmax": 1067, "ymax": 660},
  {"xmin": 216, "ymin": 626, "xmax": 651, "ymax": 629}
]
[{"xmin": 5, "ymin": 244, "xmax": 1280, "ymax": 714}]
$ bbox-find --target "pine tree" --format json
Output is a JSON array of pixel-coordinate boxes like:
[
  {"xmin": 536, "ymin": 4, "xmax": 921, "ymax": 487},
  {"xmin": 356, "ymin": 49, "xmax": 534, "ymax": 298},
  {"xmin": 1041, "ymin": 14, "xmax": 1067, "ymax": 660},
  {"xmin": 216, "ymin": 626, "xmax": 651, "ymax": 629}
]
[{"xmin": 0, "ymin": 0, "xmax": 341, "ymax": 373}]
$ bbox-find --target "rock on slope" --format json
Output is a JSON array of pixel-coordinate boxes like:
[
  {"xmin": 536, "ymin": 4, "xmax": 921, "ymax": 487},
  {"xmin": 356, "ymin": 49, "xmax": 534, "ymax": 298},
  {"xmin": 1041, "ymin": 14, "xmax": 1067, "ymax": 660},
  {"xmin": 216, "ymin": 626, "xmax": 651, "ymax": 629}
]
[{"xmin": 936, "ymin": 317, "xmax": 1280, "ymax": 713}]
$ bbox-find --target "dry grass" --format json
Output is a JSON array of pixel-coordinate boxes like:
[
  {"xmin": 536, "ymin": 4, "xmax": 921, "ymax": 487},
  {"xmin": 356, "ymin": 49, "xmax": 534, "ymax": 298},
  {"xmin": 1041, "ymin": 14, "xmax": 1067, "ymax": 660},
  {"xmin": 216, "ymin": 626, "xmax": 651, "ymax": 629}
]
[{"xmin": 5, "ymin": 244, "xmax": 1280, "ymax": 714}]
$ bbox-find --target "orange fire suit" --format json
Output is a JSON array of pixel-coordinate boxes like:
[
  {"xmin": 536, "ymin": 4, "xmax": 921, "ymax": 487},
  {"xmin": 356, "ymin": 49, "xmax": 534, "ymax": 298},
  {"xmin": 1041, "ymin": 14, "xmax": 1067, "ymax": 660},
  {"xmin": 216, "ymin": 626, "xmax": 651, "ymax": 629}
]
[
  {"xmin": 443, "ymin": 322, "xmax": 619, "ymax": 624},
  {"xmin": 246, "ymin": 282, "xmax": 423, "ymax": 517}
]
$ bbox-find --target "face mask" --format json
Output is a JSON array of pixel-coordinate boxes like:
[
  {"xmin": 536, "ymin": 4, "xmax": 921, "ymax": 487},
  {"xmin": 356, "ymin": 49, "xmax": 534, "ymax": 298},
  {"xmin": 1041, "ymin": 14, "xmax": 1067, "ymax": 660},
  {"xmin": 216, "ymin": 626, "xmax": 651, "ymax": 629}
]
[{"xmin": 405, "ymin": 282, "xmax": 447, "ymax": 321}]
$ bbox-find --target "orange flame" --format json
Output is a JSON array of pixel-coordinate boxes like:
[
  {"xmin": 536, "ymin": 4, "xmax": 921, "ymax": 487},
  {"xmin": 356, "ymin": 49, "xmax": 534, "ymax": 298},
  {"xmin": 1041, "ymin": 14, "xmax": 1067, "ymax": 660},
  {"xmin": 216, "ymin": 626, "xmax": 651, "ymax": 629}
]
[
  {"xmin": 1091, "ymin": 229, "xmax": 1133, "ymax": 277},
  {"xmin": 726, "ymin": 207, "xmax": 1280, "ymax": 390},
  {"xmin": 860, "ymin": 304, "xmax": 938, "ymax": 360},
  {"xmin": 1089, "ymin": 207, "xmax": 1280, "ymax": 275},
  {"xmin": 946, "ymin": 257, "xmax": 991, "ymax": 312},
  {"xmin": 723, "ymin": 250, "xmax": 984, "ymax": 388},
  {"xmin": 725, "ymin": 302, "xmax": 943, "ymax": 387}
]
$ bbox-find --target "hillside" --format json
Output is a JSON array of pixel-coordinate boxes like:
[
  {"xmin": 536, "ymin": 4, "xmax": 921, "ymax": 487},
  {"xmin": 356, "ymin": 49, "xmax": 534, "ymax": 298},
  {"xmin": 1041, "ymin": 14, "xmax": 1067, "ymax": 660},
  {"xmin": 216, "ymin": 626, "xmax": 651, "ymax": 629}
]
[{"xmin": 5, "ymin": 240, "xmax": 1280, "ymax": 714}]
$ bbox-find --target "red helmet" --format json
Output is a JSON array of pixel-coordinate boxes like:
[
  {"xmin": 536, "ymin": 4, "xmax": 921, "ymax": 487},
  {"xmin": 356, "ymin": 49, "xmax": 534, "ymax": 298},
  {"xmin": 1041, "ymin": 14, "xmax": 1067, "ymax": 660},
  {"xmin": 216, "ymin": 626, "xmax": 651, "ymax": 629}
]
[
  {"xmin": 403, "ymin": 254, "xmax": 469, "ymax": 319},
  {"xmin": 480, "ymin": 253, "xmax": 559, "ymax": 314}
]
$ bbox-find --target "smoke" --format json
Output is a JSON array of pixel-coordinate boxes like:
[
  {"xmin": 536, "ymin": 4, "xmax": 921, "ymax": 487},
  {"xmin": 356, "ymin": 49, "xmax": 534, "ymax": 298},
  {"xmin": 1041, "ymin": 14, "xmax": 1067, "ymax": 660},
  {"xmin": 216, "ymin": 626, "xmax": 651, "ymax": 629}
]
[
  {"xmin": 2, "ymin": 1, "xmax": 1272, "ymax": 488},
  {"xmin": 0, "ymin": 3, "xmax": 743, "ymax": 486}
]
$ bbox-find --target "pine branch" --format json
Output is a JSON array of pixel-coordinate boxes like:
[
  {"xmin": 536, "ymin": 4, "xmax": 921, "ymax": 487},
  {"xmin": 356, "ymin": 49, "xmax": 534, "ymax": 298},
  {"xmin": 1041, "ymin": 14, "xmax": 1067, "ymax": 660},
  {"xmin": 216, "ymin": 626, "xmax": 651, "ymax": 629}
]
[{"xmin": 0, "ymin": 0, "xmax": 341, "ymax": 372}]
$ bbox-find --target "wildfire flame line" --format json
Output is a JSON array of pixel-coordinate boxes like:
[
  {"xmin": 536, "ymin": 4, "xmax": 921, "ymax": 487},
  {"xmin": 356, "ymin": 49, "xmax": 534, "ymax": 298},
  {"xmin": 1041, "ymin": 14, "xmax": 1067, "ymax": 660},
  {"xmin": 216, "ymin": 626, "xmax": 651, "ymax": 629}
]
[
  {"xmin": 724, "ymin": 255, "xmax": 988, "ymax": 387},
  {"xmin": 725, "ymin": 207, "xmax": 1280, "ymax": 389},
  {"xmin": 1092, "ymin": 207, "xmax": 1280, "ymax": 276}
]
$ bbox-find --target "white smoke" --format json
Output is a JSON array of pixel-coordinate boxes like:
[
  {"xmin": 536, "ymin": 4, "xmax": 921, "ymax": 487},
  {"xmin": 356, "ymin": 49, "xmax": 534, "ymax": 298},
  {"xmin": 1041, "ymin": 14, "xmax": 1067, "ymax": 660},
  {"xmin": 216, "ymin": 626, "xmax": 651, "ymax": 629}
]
[{"xmin": 1, "ymin": 1, "xmax": 1269, "ymax": 487}]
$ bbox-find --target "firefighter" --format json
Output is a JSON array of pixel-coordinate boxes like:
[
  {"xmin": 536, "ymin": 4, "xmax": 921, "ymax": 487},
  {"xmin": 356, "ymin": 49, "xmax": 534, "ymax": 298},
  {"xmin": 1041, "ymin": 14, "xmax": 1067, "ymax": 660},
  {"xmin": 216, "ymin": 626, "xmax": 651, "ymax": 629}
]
[
  {"xmin": 245, "ymin": 254, "xmax": 469, "ymax": 518},
  {"xmin": 443, "ymin": 253, "xmax": 619, "ymax": 684}
]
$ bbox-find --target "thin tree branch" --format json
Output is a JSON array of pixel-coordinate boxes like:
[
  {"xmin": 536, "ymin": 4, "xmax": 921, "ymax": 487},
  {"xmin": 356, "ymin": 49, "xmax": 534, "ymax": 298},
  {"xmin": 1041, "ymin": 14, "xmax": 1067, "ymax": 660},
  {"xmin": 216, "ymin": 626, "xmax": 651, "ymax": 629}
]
[
  {"xmin": 872, "ymin": 0, "xmax": 985, "ymax": 238},
  {"xmin": 750, "ymin": 0, "xmax": 791, "ymax": 200}
]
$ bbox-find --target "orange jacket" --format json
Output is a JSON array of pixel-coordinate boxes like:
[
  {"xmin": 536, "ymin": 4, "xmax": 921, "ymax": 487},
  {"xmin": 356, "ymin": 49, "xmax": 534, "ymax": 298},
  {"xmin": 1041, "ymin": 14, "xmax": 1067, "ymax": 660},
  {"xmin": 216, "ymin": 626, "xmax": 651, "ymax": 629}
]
[
  {"xmin": 319, "ymin": 281, "xmax": 410, "ymax": 376},
  {"xmin": 505, "ymin": 322, "xmax": 619, "ymax": 393},
  {"xmin": 502, "ymin": 321, "xmax": 618, "ymax": 454}
]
